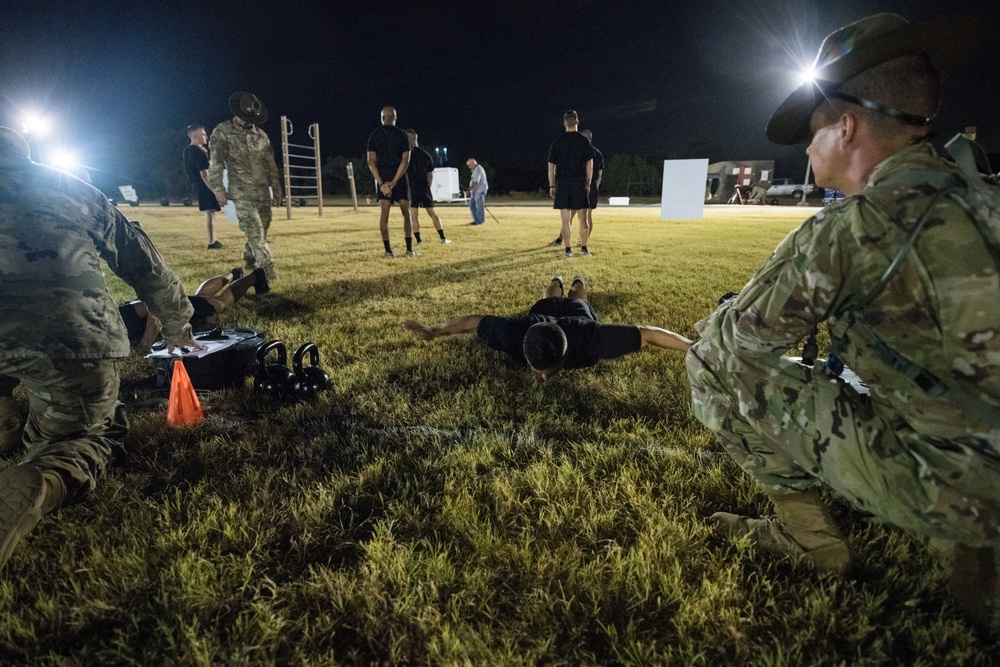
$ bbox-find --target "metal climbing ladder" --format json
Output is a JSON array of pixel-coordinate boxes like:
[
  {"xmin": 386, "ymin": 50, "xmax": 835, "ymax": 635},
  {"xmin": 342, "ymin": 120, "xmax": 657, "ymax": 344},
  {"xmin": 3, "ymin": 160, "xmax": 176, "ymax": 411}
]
[{"xmin": 280, "ymin": 116, "xmax": 323, "ymax": 219}]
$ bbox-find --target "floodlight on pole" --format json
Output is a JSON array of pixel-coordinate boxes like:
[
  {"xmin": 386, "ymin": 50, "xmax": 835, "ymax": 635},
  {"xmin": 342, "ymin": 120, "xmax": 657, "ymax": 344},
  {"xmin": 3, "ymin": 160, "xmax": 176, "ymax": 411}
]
[
  {"xmin": 49, "ymin": 148, "xmax": 79, "ymax": 171},
  {"xmin": 21, "ymin": 112, "xmax": 52, "ymax": 138},
  {"xmin": 798, "ymin": 67, "xmax": 817, "ymax": 86}
]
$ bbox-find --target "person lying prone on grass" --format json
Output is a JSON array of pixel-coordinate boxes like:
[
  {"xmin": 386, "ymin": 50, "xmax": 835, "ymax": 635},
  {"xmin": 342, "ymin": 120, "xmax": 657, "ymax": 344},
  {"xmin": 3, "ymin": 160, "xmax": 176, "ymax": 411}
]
[
  {"xmin": 120, "ymin": 267, "xmax": 269, "ymax": 353},
  {"xmin": 404, "ymin": 274, "xmax": 692, "ymax": 381}
]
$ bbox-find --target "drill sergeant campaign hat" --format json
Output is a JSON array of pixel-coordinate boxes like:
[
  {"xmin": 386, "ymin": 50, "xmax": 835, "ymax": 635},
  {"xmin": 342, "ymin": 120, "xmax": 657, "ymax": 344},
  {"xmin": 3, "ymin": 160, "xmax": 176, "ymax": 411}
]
[
  {"xmin": 0, "ymin": 126, "xmax": 30, "ymax": 158},
  {"xmin": 228, "ymin": 92, "xmax": 268, "ymax": 125},
  {"xmin": 766, "ymin": 13, "xmax": 982, "ymax": 145}
]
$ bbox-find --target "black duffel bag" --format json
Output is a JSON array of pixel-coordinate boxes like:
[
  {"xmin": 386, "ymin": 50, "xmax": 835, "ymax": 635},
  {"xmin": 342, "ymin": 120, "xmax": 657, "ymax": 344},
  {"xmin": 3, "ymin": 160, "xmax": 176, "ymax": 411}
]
[{"xmin": 149, "ymin": 327, "xmax": 266, "ymax": 390}]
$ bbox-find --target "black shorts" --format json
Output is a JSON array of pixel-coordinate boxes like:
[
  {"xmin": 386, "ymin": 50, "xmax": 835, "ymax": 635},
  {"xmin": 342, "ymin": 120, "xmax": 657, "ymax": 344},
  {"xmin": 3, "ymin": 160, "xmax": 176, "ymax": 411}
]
[
  {"xmin": 553, "ymin": 177, "xmax": 589, "ymax": 210},
  {"xmin": 587, "ymin": 184, "xmax": 599, "ymax": 209},
  {"xmin": 119, "ymin": 303, "xmax": 146, "ymax": 343},
  {"xmin": 376, "ymin": 176, "xmax": 410, "ymax": 203},
  {"xmin": 529, "ymin": 297, "xmax": 598, "ymax": 322},
  {"xmin": 194, "ymin": 182, "xmax": 221, "ymax": 212},
  {"xmin": 410, "ymin": 187, "xmax": 435, "ymax": 209},
  {"xmin": 188, "ymin": 295, "xmax": 217, "ymax": 330}
]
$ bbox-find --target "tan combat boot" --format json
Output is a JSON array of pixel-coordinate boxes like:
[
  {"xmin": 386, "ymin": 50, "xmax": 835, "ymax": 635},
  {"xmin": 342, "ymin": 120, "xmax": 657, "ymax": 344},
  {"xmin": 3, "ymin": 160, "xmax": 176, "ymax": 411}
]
[
  {"xmin": 0, "ymin": 465, "xmax": 67, "ymax": 568},
  {"xmin": 0, "ymin": 397, "xmax": 24, "ymax": 454},
  {"xmin": 710, "ymin": 488, "xmax": 851, "ymax": 574},
  {"xmin": 931, "ymin": 539, "xmax": 1000, "ymax": 630}
]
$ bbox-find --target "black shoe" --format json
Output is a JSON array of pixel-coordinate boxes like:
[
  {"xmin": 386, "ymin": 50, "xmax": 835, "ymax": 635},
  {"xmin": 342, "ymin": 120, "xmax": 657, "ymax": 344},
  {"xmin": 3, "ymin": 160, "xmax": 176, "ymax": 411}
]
[
  {"xmin": 230, "ymin": 267, "xmax": 245, "ymax": 281},
  {"xmin": 549, "ymin": 237, "xmax": 563, "ymax": 246},
  {"xmin": 252, "ymin": 268, "xmax": 270, "ymax": 294},
  {"xmin": 207, "ymin": 241, "xmax": 224, "ymax": 249}
]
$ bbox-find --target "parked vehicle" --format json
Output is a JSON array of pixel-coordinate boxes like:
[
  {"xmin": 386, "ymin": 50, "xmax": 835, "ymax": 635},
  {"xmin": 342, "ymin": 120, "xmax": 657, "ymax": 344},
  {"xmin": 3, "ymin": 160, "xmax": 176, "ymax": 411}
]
[
  {"xmin": 823, "ymin": 189, "xmax": 846, "ymax": 206},
  {"xmin": 766, "ymin": 178, "xmax": 818, "ymax": 203}
]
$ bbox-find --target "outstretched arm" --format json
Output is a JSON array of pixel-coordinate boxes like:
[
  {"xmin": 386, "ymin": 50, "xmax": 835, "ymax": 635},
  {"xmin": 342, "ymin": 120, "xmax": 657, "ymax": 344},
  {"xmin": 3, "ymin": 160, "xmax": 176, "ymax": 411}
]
[
  {"xmin": 638, "ymin": 326, "xmax": 693, "ymax": 352},
  {"xmin": 404, "ymin": 315, "xmax": 484, "ymax": 341}
]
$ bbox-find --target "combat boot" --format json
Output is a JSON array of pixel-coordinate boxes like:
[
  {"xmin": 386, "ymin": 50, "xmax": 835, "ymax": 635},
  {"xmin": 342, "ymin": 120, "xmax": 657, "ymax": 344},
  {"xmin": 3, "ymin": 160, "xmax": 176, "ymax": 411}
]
[
  {"xmin": 931, "ymin": 539, "xmax": 1000, "ymax": 630},
  {"xmin": 0, "ymin": 397, "xmax": 24, "ymax": 454},
  {"xmin": 710, "ymin": 488, "xmax": 851, "ymax": 574},
  {"xmin": 0, "ymin": 465, "xmax": 66, "ymax": 568}
]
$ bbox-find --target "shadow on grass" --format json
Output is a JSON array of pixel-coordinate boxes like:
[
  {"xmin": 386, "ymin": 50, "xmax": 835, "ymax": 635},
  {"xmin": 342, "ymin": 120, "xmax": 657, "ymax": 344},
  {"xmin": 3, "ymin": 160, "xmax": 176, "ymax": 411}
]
[
  {"xmin": 251, "ymin": 294, "xmax": 314, "ymax": 320},
  {"xmin": 286, "ymin": 249, "xmax": 567, "ymax": 309}
]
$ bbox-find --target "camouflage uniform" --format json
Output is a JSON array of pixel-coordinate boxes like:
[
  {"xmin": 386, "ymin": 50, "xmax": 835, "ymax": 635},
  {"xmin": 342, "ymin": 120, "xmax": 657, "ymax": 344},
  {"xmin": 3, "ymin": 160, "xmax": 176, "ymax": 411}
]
[
  {"xmin": 207, "ymin": 120, "xmax": 281, "ymax": 279},
  {"xmin": 0, "ymin": 146, "xmax": 193, "ymax": 504},
  {"xmin": 687, "ymin": 143, "xmax": 1000, "ymax": 546}
]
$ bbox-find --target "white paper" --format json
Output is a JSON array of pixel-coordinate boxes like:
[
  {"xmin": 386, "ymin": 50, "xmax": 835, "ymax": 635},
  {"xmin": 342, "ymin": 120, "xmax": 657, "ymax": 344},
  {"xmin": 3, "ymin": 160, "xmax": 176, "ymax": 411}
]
[{"xmin": 146, "ymin": 337, "xmax": 240, "ymax": 360}]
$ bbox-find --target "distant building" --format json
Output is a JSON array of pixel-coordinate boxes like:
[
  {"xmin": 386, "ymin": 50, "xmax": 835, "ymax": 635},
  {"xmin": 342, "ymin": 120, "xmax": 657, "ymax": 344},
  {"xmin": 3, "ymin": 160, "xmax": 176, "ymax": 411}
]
[{"xmin": 705, "ymin": 160, "xmax": 775, "ymax": 204}]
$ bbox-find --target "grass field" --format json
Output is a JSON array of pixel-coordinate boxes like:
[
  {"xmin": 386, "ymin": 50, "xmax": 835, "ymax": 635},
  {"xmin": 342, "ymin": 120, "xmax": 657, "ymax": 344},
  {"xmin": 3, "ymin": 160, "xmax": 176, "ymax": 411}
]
[{"xmin": 2, "ymin": 203, "xmax": 996, "ymax": 665}]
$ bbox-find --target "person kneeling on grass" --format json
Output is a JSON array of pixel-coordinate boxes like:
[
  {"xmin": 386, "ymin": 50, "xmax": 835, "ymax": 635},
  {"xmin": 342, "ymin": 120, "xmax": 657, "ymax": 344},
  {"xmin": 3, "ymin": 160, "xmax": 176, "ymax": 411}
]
[
  {"xmin": 404, "ymin": 275, "xmax": 692, "ymax": 381},
  {"xmin": 120, "ymin": 267, "xmax": 269, "ymax": 353},
  {"xmin": 686, "ymin": 13, "xmax": 1000, "ymax": 630}
]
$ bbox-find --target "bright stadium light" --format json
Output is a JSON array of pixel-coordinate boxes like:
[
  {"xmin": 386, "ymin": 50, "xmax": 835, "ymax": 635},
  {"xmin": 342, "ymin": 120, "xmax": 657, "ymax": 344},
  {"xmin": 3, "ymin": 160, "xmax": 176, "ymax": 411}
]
[
  {"xmin": 798, "ymin": 67, "xmax": 817, "ymax": 86},
  {"xmin": 49, "ymin": 148, "xmax": 79, "ymax": 170},
  {"xmin": 21, "ymin": 112, "xmax": 52, "ymax": 138}
]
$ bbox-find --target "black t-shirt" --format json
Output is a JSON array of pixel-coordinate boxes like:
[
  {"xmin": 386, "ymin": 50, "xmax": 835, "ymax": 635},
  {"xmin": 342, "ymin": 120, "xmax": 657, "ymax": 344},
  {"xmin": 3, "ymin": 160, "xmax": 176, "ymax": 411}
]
[
  {"xmin": 407, "ymin": 146, "xmax": 434, "ymax": 192},
  {"xmin": 183, "ymin": 145, "xmax": 210, "ymax": 186},
  {"xmin": 547, "ymin": 132, "xmax": 595, "ymax": 178},
  {"xmin": 119, "ymin": 296, "xmax": 216, "ymax": 343},
  {"xmin": 366, "ymin": 125, "xmax": 411, "ymax": 181},
  {"xmin": 476, "ymin": 315, "xmax": 641, "ymax": 368},
  {"xmin": 591, "ymin": 146, "xmax": 604, "ymax": 185}
]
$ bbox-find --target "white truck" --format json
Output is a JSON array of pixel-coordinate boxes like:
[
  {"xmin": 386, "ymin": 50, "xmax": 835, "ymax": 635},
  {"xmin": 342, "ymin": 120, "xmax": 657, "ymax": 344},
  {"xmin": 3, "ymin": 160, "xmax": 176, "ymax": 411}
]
[{"xmin": 766, "ymin": 178, "xmax": 817, "ymax": 202}]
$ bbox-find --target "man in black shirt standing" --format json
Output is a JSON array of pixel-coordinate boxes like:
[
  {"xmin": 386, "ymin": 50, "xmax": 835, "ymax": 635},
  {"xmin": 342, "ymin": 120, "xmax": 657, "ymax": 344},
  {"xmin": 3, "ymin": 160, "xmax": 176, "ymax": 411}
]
[
  {"xmin": 547, "ymin": 111, "xmax": 594, "ymax": 257},
  {"xmin": 404, "ymin": 275, "xmax": 691, "ymax": 381},
  {"xmin": 183, "ymin": 124, "xmax": 223, "ymax": 250},
  {"xmin": 550, "ymin": 129, "xmax": 604, "ymax": 249},
  {"xmin": 366, "ymin": 106, "xmax": 414, "ymax": 258},
  {"xmin": 405, "ymin": 130, "xmax": 451, "ymax": 246},
  {"xmin": 581, "ymin": 129, "xmax": 603, "ymax": 247}
]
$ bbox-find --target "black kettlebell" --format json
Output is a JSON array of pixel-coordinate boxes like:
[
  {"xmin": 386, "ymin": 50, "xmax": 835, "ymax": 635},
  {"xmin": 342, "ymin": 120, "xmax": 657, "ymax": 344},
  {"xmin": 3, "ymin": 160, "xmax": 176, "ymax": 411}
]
[
  {"xmin": 254, "ymin": 340, "xmax": 294, "ymax": 398},
  {"xmin": 291, "ymin": 342, "xmax": 330, "ymax": 400}
]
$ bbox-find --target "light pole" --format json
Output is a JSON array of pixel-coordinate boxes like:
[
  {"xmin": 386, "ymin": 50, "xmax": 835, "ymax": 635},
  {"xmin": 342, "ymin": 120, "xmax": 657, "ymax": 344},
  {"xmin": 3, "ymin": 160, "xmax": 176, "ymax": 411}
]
[{"xmin": 798, "ymin": 157, "xmax": 812, "ymax": 206}]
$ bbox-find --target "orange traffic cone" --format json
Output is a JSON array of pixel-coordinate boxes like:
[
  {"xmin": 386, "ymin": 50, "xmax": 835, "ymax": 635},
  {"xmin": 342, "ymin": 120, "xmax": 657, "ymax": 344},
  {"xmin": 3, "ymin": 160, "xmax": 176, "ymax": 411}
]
[{"xmin": 166, "ymin": 359, "xmax": 203, "ymax": 426}]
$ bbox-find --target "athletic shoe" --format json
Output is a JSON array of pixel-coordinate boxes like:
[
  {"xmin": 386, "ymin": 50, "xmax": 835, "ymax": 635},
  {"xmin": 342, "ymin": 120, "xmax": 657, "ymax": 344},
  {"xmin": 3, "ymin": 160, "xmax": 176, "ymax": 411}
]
[
  {"xmin": 406, "ymin": 250, "xmax": 418, "ymax": 257},
  {"xmin": 207, "ymin": 241, "xmax": 224, "ymax": 249},
  {"xmin": 441, "ymin": 238, "xmax": 452, "ymax": 244},
  {"xmin": 551, "ymin": 275, "xmax": 564, "ymax": 296},
  {"xmin": 579, "ymin": 249, "xmax": 593, "ymax": 256},
  {"xmin": 252, "ymin": 267, "xmax": 270, "ymax": 294},
  {"xmin": 0, "ymin": 465, "xmax": 63, "ymax": 568},
  {"xmin": 384, "ymin": 251, "xmax": 395, "ymax": 259},
  {"xmin": 417, "ymin": 240, "xmax": 423, "ymax": 246},
  {"xmin": 470, "ymin": 222, "xmax": 484, "ymax": 226},
  {"xmin": 571, "ymin": 275, "xmax": 587, "ymax": 291},
  {"xmin": 230, "ymin": 267, "xmax": 244, "ymax": 281},
  {"xmin": 564, "ymin": 249, "xmax": 573, "ymax": 257},
  {"xmin": 549, "ymin": 238, "xmax": 563, "ymax": 246}
]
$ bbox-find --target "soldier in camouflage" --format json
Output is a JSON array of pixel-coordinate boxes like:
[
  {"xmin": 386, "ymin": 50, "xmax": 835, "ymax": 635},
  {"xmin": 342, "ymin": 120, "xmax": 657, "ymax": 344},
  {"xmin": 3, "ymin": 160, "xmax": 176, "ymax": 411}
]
[
  {"xmin": 208, "ymin": 92, "xmax": 283, "ymax": 281},
  {"xmin": 686, "ymin": 13, "xmax": 1000, "ymax": 628},
  {"xmin": 0, "ymin": 126, "xmax": 199, "ymax": 567}
]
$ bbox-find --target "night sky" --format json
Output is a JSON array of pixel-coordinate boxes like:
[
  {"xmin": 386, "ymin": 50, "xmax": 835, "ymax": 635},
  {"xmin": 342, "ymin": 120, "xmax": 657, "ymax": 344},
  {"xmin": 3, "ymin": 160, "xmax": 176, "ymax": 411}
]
[{"xmin": 2, "ymin": 0, "xmax": 998, "ymax": 190}]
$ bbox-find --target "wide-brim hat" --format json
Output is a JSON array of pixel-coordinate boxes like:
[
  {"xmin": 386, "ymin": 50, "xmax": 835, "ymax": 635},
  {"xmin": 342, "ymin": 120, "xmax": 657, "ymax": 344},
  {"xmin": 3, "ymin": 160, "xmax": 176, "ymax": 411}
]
[
  {"xmin": 0, "ymin": 126, "xmax": 30, "ymax": 158},
  {"xmin": 228, "ymin": 92, "xmax": 268, "ymax": 125},
  {"xmin": 766, "ymin": 13, "xmax": 982, "ymax": 145}
]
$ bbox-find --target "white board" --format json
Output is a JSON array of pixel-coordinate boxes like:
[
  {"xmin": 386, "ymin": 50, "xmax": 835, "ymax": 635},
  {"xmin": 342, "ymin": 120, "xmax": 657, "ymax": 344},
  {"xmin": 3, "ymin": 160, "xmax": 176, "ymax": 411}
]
[
  {"xmin": 431, "ymin": 167, "xmax": 460, "ymax": 202},
  {"xmin": 660, "ymin": 159, "xmax": 709, "ymax": 220},
  {"xmin": 117, "ymin": 185, "xmax": 138, "ymax": 203}
]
